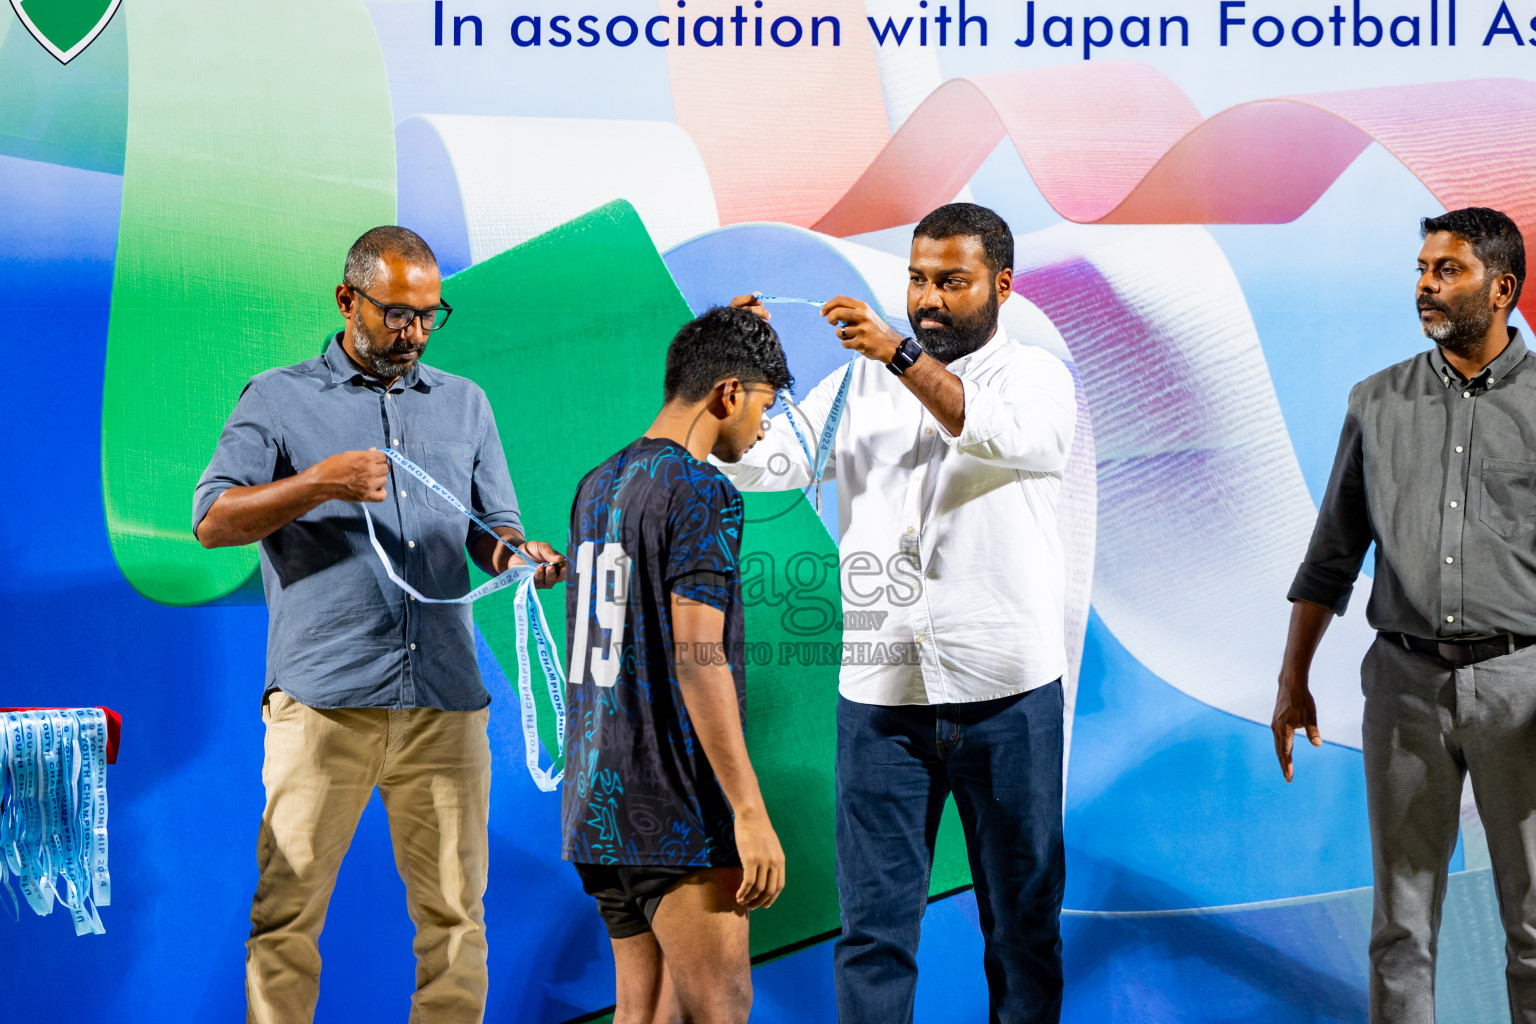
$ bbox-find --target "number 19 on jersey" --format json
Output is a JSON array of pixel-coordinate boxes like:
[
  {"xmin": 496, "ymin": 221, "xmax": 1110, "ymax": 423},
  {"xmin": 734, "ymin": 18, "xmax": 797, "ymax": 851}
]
[{"xmin": 568, "ymin": 540, "xmax": 632, "ymax": 687}]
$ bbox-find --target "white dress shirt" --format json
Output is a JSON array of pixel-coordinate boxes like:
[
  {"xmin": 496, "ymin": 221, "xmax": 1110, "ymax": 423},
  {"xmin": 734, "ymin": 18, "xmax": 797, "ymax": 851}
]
[{"xmin": 718, "ymin": 325, "xmax": 1077, "ymax": 706}]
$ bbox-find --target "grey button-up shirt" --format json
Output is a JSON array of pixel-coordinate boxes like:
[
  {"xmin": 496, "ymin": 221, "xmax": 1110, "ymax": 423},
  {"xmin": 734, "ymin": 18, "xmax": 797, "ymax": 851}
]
[
  {"xmin": 1290, "ymin": 328, "xmax": 1536, "ymax": 638},
  {"xmin": 193, "ymin": 334, "xmax": 522, "ymax": 710}
]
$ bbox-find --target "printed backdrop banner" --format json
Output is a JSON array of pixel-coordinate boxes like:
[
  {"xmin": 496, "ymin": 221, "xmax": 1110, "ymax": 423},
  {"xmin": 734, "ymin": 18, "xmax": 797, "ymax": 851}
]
[{"xmin": 2, "ymin": 0, "xmax": 1532, "ymax": 1020}]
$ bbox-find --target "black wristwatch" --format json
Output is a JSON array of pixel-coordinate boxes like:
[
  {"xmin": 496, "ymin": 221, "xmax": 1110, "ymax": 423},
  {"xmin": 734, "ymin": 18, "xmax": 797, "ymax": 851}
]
[{"xmin": 887, "ymin": 337, "xmax": 924, "ymax": 376}]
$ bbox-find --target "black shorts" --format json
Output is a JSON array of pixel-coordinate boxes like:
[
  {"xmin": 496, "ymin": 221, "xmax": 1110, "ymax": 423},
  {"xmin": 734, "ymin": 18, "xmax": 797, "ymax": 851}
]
[{"xmin": 573, "ymin": 863, "xmax": 709, "ymax": 939}]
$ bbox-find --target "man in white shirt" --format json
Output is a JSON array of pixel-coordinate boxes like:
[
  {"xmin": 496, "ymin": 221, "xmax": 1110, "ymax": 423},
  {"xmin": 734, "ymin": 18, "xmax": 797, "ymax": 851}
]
[{"xmin": 726, "ymin": 204, "xmax": 1076, "ymax": 1024}]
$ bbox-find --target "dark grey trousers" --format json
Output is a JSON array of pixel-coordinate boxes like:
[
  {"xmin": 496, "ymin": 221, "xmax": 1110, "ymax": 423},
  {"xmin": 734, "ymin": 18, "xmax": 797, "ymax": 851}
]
[{"xmin": 1363, "ymin": 635, "xmax": 1536, "ymax": 1023}]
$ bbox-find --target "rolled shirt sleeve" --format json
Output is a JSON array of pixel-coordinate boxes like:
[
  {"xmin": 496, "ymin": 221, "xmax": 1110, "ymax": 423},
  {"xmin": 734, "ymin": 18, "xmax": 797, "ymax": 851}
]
[
  {"xmin": 467, "ymin": 391, "xmax": 522, "ymax": 539},
  {"xmin": 192, "ymin": 379, "xmax": 281, "ymax": 534},
  {"xmin": 1288, "ymin": 385, "xmax": 1373, "ymax": 616},
  {"xmin": 933, "ymin": 347, "xmax": 1077, "ymax": 472}
]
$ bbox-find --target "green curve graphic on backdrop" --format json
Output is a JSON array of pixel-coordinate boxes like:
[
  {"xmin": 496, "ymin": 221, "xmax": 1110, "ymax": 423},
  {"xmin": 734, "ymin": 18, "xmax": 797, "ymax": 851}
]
[
  {"xmin": 430, "ymin": 200, "xmax": 971, "ymax": 957},
  {"xmin": 428, "ymin": 199, "xmax": 694, "ymax": 778},
  {"xmin": 101, "ymin": 0, "xmax": 395, "ymax": 605}
]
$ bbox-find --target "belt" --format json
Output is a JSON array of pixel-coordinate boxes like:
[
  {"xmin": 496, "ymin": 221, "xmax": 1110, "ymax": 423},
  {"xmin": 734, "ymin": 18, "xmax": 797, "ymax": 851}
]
[{"xmin": 1382, "ymin": 631, "xmax": 1536, "ymax": 667}]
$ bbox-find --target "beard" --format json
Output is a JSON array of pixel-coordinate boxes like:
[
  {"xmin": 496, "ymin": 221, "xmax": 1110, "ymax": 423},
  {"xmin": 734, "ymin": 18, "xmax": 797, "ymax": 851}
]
[
  {"xmin": 908, "ymin": 288, "xmax": 999, "ymax": 363},
  {"xmin": 353, "ymin": 314, "xmax": 426, "ymax": 379},
  {"xmin": 1419, "ymin": 282, "xmax": 1494, "ymax": 358}
]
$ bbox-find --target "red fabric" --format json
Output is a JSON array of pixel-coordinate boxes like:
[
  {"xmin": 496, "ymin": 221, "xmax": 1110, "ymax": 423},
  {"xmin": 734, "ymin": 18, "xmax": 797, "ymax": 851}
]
[{"xmin": 0, "ymin": 708, "xmax": 120, "ymax": 764}]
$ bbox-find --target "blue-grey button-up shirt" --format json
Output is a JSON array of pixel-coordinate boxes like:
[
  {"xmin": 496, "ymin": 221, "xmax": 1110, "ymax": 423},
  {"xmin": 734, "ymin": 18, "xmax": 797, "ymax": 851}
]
[
  {"xmin": 1290, "ymin": 328, "xmax": 1536, "ymax": 638},
  {"xmin": 193, "ymin": 334, "xmax": 522, "ymax": 710}
]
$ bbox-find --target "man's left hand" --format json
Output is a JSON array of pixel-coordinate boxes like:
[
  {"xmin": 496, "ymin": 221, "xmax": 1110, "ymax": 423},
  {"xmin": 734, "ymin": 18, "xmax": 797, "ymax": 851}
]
[
  {"xmin": 518, "ymin": 540, "xmax": 568, "ymax": 588},
  {"xmin": 821, "ymin": 296, "xmax": 905, "ymax": 364}
]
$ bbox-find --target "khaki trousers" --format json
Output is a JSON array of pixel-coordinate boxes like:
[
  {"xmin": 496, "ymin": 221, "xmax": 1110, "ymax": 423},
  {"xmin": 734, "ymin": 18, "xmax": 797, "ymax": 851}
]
[{"xmin": 245, "ymin": 690, "xmax": 491, "ymax": 1024}]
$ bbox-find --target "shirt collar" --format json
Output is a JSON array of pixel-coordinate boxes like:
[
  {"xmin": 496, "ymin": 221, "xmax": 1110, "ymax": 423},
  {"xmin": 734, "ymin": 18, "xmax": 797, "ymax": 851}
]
[
  {"xmin": 321, "ymin": 331, "xmax": 439, "ymax": 391},
  {"xmin": 1428, "ymin": 327, "xmax": 1527, "ymax": 387},
  {"xmin": 941, "ymin": 323, "xmax": 1010, "ymax": 377}
]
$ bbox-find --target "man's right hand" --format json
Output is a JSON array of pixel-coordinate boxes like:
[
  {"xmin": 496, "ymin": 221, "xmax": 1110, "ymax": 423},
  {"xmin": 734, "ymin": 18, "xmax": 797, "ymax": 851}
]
[
  {"xmin": 732, "ymin": 804, "xmax": 786, "ymax": 911},
  {"xmin": 307, "ymin": 448, "xmax": 389, "ymax": 503},
  {"xmin": 1271, "ymin": 667, "xmax": 1322, "ymax": 784},
  {"xmin": 198, "ymin": 448, "xmax": 389, "ymax": 548}
]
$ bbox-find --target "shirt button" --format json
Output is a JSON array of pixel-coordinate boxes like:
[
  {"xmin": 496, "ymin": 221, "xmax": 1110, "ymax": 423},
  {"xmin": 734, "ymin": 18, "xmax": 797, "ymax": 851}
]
[
  {"xmin": 924, "ymin": 427, "xmax": 934, "ymax": 436},
  {"xmin": 1455, "ymin": 446, "xmax": 1464, "ymax": 453},
  {"xmin": 1451, "ymin": 500, "xmax": 1459, "ymax": 508},
  {"xmin": 1447, "ymin": 616, "xmax": 1456, "ymax": 623},
  {"xmin": 906, "ymin": 526, "xmax": 916, "ymax": 534},
  {"xmin": 407, "ymin": 540, "xmax": 416, "ymax": 548},
  {"xmin": 1489, "ymin": 378, "xmax": 1497, "ymax": 385},
  {"xmin": 400, "ymin": 489, "xmax": 407, "ymax": 498},
  {"xmin": 387, "ymin": 393, "xmax": 395, "ymax": 400},
  {"xmin": 1446, "ymin": 556, "xmax": 1454, "ymax": 564},
  {"xmin": 392, "ymin": 438, "xmax": 400, "ymax": 446},
  {"xmin": 409, "ymin": 643, "xmax": 417, "ymax": 651},
  {"xmin": 1463, "ymin": 391, "xmax": 1471, "ymax": 398},
  {"xmin": 914, "ymin": 634, "xmax": 925, "ymax": 643}
]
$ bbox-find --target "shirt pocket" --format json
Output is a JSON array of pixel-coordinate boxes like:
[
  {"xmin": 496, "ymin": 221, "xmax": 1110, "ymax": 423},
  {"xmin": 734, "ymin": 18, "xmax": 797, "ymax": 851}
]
[
  {"xmin": 1478, "ymin": 458, "xmax": 1536, "ymax": 539},
  {"xmin": 412, "ymin": 441, "xmax": 476, "ymax": 518}
]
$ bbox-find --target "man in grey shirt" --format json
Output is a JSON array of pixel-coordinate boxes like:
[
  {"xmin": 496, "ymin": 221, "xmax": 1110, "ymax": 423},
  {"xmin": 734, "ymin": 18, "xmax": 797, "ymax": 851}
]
[
  {"xmin": 194, "ymin": 226, "xmax": 566, "ymax": 1023},
  {"xmin": 1275, "ymin": 207, "xmax": 1535, "ymax": 1023}
]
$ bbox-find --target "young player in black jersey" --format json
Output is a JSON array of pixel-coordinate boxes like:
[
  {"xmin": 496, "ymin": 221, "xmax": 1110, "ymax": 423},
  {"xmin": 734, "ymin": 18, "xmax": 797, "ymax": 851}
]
[{"xmin": 564, "ymin": 305, "xmax": 792, "ymax": 1023}]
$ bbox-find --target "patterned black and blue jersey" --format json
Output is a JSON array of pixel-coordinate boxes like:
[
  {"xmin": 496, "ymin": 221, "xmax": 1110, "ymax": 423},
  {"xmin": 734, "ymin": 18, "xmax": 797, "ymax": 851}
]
[{"xmin": 561, "ymin": 436, "xmax": 746, "ymax": 867}]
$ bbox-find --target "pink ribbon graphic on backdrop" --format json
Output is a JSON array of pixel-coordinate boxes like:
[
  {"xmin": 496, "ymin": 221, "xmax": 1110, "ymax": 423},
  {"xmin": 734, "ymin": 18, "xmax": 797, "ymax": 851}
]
[{"xmin": 663, "ymin": 36, "xmax": 1536, "ymax": 323}]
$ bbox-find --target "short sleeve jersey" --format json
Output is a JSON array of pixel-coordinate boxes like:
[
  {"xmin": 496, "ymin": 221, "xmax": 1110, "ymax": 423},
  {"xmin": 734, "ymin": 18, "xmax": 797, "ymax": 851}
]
[{"xmin": 561, "ymin": 436, "xmax": 746, "ymax": 867}]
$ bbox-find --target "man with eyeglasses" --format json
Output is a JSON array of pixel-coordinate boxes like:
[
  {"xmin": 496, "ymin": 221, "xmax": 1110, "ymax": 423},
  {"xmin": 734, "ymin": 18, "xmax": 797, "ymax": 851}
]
[{"xmin": 193, "ymin": 225, "xmax": 566, "ymax": 1024}]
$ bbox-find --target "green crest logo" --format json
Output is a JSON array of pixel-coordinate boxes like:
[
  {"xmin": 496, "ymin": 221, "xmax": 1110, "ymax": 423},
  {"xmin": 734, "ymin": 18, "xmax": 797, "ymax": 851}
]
[{"xmin": 9, "ymin": 0, "xmax": 120, "ymax": 64}]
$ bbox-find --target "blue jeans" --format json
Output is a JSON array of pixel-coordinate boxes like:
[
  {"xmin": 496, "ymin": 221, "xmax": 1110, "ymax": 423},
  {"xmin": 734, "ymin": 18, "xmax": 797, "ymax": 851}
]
[{"xmin": 833, "ymin": 682, "xmax": 1066, "ymax": 1024}]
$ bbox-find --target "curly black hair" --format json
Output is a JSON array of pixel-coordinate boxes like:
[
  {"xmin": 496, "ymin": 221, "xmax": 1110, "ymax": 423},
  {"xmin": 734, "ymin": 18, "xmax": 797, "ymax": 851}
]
[{"xmin": 663, "ymin": 305, "xmax": 794, "ymax": 403}]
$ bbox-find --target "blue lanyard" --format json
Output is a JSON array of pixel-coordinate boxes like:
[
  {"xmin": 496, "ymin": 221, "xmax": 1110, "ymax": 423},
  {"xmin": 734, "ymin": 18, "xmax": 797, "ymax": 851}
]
[
  {"xmin": 756, "ymin": 295, "xmax": 856, "ymax": 513},
  {"xmin": 0, "ymin": 708, "xmax": 110, "ymax": 934},
  {"xmin": 754, "ymin": 294, "xmax": 825, "ymax": 307},
  {"xmin": 361, "ymin": 449, "xmax": 566, "ymax": 792}
]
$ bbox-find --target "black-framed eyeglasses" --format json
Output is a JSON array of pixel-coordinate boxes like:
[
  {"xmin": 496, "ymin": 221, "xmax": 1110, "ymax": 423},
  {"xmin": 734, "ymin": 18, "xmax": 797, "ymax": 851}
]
[{"xmin": 352, "ymin": 286, "xmax": 453, "ymax": 332}]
